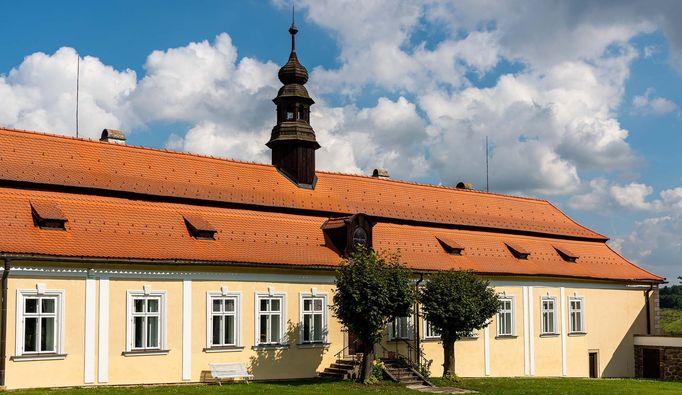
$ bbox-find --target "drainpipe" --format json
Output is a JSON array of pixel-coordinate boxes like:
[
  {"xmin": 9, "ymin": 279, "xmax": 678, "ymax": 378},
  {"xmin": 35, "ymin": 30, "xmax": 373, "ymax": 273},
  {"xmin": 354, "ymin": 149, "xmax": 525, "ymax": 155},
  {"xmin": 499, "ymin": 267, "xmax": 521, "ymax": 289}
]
[
  {"xmin": 415, "ymin": 273, "xmax": 424, "ymax": 365},
  {"xmin": 645, "ymin": 284, "xmax": 653, "ymax": 335},
  {"xmin": 0, "ymin": 257, "xmax": 10, "ymax": 387}
]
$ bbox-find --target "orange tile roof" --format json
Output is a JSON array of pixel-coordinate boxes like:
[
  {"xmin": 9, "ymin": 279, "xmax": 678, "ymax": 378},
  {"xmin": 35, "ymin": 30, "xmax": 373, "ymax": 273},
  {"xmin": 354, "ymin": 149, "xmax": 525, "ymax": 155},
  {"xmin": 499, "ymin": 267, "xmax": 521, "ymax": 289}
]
[
  {"xmin": 0, "ymin": 127, "xmax": 604, "ymax": 240},
  {"xmin": 0, "ymin": 187, "xmax": 661, "ymax": 281},
  {"xmin": 0, "ymin": 127, "xmax": 662, "ymax": 282}
]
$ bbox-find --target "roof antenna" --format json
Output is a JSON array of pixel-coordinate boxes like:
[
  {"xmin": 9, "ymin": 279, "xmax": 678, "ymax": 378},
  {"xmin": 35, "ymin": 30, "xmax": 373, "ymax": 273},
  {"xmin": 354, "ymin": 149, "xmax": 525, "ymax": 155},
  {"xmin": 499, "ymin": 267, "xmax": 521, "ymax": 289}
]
[
  {"xmin": 75, "ymin": 53, "xmax": 80, "ymax": 138},
  {"xmin": 485, "ymin": 136, "xmax": 490, "ymax": 192}
]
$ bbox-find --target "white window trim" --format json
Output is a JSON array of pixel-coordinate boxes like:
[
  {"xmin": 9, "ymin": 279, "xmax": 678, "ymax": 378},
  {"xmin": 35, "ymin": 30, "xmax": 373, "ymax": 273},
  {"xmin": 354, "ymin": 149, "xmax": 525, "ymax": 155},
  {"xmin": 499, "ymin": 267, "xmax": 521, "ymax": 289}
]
[
  {"xmin": 125, "ymin": 290, "xmax": 167, "ymax": 353},
  {"xmin": 496, "ymin": 295, "xmax": 516, "ymax": 337},
  {"xmin": 568, "ymin": 296, "xmax": 586, "ymax": 334},
  {"xmin": 423, "ymin": 319, "xmax": 440, "ymax": 340},
  {"xmin": 206, "ymin": 291, "xmax": 242, "ymax": 350},
  {"xmin": 254, "ymin": 291, "xmax": 287, "ymax": 346},
  {"xmin": 15, "ymin": 289, "xmax": 65, "ymax": 358},
  {"xmin": 298, "ymin": 292, "xmax": 328, "ymax": 344},
  {"xmin": 540, "ymin": 296, "xmax": 558, "ymax": 335},
  {"xmin": 388, "ymin": 315, "xmax": 413, "ymax": 341}
]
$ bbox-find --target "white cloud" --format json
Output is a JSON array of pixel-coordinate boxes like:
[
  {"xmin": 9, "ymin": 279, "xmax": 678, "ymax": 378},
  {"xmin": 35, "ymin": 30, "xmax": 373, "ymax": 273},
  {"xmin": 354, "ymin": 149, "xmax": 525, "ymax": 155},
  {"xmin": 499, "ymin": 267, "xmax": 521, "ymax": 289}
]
[
  {"xmin": 0, "ymin": 47, "xmax": 136, "ymax": 138},
  {"xmin": 632, "ymin": 88, "xmax": 678, "ymax": 115}
]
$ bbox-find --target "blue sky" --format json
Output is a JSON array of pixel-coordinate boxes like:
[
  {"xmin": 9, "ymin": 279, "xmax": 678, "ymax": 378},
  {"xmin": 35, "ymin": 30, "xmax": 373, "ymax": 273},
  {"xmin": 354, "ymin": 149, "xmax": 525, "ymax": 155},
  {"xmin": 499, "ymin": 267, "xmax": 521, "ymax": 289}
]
[{"xmin": 1, "ymin": 0, "xmax": 681, "ymax": 280}]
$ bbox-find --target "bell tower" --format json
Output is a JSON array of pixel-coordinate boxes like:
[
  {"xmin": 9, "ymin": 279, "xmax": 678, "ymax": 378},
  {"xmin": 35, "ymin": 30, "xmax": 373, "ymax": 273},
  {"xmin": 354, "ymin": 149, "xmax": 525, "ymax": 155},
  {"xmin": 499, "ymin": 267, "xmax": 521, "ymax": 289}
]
[{"xmin": 266, "ymin": 12, "xmax": 320, "ymax": 188}]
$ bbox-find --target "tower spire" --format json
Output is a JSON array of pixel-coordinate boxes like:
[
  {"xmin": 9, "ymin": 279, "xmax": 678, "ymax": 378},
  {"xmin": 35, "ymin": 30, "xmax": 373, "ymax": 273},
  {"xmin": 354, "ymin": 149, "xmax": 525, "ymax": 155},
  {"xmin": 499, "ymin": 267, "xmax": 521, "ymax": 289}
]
[
  {"xmin": 289, "ymin": 5, "xmax": 298, "ymax": 52},
  {"xmin": 267, "ymin": 15, "xmax": 320, "ymax": 188}
]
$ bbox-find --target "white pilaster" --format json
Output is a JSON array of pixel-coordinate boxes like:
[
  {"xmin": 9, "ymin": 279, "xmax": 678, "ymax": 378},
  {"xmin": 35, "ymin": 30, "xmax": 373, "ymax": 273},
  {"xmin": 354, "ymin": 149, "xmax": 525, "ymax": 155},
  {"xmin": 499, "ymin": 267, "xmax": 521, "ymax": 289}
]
[
  {"xmin": 529, "ymin": 286, "xmax": 535, "ymax": 376},
  {"xmin": 522, "ymin": 286, "xmax": 529, "ymax": 376},
  {"xmin": 182, "ymin": 279, "xmax": 192, "ymax": 381},
  {"xmin": 98, "ymin": 277, "xmax": 109, "ymax": 383},
  {"xmin": 483, "ymin": 325, "xmax": 490, "ymax": 376},
  {"xmin": 560, "ymin": 286, "xmax": 567, "ymax": 376},
  {"xmin": 84, "ymin": 277, "xmax": 96, "ymax": 384}
]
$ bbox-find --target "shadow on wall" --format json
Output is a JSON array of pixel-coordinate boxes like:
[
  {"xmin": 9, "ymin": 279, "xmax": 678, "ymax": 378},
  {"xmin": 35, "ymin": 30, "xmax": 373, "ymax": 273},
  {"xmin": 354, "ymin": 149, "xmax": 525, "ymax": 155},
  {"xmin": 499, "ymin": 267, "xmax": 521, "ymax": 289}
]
[
  {"xmin": 248, "ymin": 321, "xmax": 328, "ymax": 380},
  {"xmin": 601, "ymin": 302, "xmax": 648, "ymax": 377}
]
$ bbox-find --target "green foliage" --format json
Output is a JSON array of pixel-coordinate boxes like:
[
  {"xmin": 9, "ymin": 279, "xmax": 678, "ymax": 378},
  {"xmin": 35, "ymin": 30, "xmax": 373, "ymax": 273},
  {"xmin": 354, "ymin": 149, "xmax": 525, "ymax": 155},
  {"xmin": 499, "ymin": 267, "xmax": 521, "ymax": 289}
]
[
  {"xmin": 418, "ymin": 358, "xmax": 433, "ymax": 379},
  {"xmin": 661, "ymin": 308, "xmax": 682, "ymax": 336},
  {"xmin": 331, "ymin": 246, "xmax": 416, "ymax": 345},
  {"xmin": 660, "ymin": 284, "xmax": 682, "ymax": 309},
  {"xmin": 365, "ymin": 359, "xmax": 385, "ymax": 385},
  {"xmin": 420, "ymin": 270, "xmax": 500, "ymax": 343}
]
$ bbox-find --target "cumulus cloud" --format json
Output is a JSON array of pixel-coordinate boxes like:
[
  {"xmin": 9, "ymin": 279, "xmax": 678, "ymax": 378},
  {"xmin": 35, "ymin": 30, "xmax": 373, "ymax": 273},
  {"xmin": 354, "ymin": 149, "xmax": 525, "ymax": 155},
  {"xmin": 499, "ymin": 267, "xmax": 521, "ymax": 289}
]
[
  {"xmin": 632, "ymin": 88, "xmax": 678, "ymax": 115},
  {"xmin": 0, "ymin": 47, "xmax": 136, "ymax": 138}
]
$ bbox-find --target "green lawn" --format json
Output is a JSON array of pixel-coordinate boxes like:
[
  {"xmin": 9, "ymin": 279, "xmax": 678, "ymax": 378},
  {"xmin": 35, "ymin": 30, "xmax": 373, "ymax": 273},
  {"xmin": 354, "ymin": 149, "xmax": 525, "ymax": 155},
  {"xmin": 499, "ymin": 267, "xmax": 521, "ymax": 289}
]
[
  {"xmin": 661, "ymin": 308, "xmax": 682, "ymax": 336},
  {"xmin": 10, "ymin": 377, "xmax": 682, "ymax": 395}
]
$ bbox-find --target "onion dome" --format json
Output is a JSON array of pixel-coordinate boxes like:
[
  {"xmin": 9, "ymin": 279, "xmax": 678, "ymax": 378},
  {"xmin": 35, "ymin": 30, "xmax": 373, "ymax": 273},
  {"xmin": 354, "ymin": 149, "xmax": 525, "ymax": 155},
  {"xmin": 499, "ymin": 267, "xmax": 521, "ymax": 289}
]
[{"xmin": 278, "ymin": 52, "xmax": 309, "ymax": 85}]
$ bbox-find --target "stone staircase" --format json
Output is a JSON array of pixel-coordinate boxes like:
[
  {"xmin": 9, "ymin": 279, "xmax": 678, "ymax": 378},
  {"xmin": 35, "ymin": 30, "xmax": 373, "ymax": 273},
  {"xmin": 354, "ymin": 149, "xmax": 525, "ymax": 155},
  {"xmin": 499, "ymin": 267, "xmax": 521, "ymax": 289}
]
[
  {"xmin": 318, "ymin": 358, "xmax": 360, "ymax": 380},
  {"xmin": 381, "ymin": 358, "xmax": 434, "ymax": 390}
]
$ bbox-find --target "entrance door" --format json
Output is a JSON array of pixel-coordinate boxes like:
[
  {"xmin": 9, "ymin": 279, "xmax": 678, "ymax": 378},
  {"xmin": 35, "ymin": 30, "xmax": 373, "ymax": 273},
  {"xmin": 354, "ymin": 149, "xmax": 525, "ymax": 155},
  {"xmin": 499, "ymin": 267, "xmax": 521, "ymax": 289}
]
[
  {"xmin": 347, "ymin": 331, "xmax": 365, "ymax": 357},
  {"xmin": 642, "ymin": 348, "xmax": 661, "ymax": 379},
  {"xmin": 588, "ymin": 351, "xmax": 599, "ymax": 378}
]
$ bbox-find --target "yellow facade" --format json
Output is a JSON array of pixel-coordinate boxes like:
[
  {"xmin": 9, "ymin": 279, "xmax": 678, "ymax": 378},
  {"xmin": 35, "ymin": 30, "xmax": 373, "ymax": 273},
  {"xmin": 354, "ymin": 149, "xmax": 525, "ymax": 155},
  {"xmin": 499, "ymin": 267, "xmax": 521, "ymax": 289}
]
[{"xmin": 1, "ymin": 263, "xmax": 655, "ymax": 389}]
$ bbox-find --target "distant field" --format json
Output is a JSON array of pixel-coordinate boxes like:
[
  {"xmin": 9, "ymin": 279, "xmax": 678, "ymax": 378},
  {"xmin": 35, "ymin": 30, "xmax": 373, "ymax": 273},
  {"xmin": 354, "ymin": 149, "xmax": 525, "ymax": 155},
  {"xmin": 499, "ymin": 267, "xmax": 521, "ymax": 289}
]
[{"xmin": 661, "ymin": 308, "xmax": 682, "ymax": 336}]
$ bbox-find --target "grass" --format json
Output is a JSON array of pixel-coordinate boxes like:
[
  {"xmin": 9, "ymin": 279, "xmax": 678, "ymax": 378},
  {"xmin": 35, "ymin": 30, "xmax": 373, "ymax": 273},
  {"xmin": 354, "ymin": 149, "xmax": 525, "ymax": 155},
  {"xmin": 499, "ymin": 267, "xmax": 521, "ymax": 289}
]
[
  {"xmin": 9, "ymin": 377, "xmax": 682, "ymax": 394},
  {"xmin": 661, "ymin": 308, "xmax": 682, "ymax": 336}
]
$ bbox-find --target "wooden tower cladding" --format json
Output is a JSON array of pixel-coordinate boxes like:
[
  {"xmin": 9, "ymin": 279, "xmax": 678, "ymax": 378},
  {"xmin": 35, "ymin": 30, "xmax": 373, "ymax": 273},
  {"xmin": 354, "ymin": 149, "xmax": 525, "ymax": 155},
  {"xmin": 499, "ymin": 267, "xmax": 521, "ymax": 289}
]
[{"xmin": 266, "ymin": 19, "xmax": 320, "ymax": 188}]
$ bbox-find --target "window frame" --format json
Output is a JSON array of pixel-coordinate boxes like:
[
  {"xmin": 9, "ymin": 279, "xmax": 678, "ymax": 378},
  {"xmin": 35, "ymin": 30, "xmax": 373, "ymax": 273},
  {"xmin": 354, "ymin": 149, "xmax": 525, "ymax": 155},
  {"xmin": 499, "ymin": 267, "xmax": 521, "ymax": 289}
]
[
  {"xmin": 125, "ymin": 290, "xmax": 167, "ymax": 353},
  {"xmin": 388, "ymin": 316, "xmax": 412, "ymax": 341},
  {"xmin": 254, "ymin": 292, "xmax": 287, "ymax": 347},
  {"xmin": 496, "ymin": 295, "xmax": 516, "ymax": 337},
  {"xmin": 568, "ymin": 296, "xmax": 586, "ymax": 334},
  {"xmin": 540, "ymin": 296, "xmax": 558, "ymax": 335},
  {"xmin": 15, "ymin": 289, "xmax": 65, "ymax": 358},
  {"xmin": 299, "ymin": 293, "xmax": 328, "ymax": 344},
  {"xmin": 423, "ymin": 319, "xmax": 441, "ymax": 340},
  {"xmin": 206, "ymin": 291, "xmax": 242, "ymax": 350}
]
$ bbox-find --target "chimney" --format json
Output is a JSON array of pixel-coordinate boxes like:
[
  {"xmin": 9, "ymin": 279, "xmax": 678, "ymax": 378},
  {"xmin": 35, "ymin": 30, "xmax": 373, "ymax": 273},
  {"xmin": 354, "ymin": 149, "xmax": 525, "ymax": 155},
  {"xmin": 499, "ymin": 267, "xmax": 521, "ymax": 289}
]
[
  {"xmin": 372, "ymin": 168, "xmax": 390, "ymax": 179},
  {"xmin": 456, "ymin": 182, "xmax": 474, "ymax": 190},
  {"xmin": 100, "ymin": 129, "xmax": 126, "ymax": 144}
]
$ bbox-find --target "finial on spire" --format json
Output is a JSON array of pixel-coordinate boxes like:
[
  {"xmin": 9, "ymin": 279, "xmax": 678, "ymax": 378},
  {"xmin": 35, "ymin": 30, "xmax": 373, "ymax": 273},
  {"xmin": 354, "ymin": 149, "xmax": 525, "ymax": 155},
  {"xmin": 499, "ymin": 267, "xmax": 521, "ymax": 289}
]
[{"xmin": 289, "ymin": 4, "xmax": 298, "ymax": 52}]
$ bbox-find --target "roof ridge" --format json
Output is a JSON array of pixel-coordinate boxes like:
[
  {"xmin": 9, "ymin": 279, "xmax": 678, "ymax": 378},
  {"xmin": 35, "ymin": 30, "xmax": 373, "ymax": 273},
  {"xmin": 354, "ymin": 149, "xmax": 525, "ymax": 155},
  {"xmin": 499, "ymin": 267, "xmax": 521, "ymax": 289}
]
[{"xmin": 0, "ymin": 126, "xmax": 551, "ymax": 204}]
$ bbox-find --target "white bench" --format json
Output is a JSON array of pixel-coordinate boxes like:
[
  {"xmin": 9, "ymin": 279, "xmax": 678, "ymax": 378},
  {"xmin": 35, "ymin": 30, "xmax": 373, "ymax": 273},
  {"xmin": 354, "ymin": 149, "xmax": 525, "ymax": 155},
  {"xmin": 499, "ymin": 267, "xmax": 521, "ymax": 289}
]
[{"xmin": 209, "ymin": 362, "xmax": 254, "ymax": 385}]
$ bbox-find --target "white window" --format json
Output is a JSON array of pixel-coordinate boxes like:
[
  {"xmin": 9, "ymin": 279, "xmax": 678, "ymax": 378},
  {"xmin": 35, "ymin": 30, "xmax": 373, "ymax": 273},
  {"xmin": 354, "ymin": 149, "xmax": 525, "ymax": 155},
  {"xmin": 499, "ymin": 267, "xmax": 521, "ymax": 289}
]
[
  {"xmin": 126, "ymin": 291, "xmax": 166, "ymax": 352},
  {"xmin": 568, "ymin": 297, "xmax": 585, "ymax": 333},
  {"xmin": 15, "ymin": 289, "xmax": 64, "ymax": 357},
  {"xmin": 256, "ymin": 293, "xmax": 286, "ymax": 345},
  {"xmin": 300, "ymin": 294, "xmax": 327, "ymax": 343},
  {"xmin": 541, "ymin": 297, "xmax": 557, "ymax": 334},
  {"xmin": 424, "ymin": 319, "xmax": 440, "ymax": 339},
  {"xmin": 497, "ymin": 296, "xmax": 515, "ymax": 336},
  {"xmin": 388, "ymin": 316, "xmax": 411, "ymax": 340},
  {"xmin": 207, "ymin": 292, "xmax": 241, "ymax": 349}
]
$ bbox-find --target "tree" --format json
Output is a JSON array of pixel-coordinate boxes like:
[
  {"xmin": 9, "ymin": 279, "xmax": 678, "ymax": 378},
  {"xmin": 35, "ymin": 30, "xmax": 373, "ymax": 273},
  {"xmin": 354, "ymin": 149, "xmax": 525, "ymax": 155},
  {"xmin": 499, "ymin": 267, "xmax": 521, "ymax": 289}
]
[
  {"xmin": 331, "ymin": 246, "xmax": 416, "ymax": 382},
  {"xmin": 420, "ymin": 270, "xmax": 500, "ymax": 377}
]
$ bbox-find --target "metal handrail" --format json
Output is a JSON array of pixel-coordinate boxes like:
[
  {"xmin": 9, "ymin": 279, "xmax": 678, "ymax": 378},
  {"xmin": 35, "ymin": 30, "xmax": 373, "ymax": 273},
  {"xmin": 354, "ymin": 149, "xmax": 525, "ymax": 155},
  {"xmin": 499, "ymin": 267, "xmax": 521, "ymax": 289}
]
[{"xmin": 334, "ymin": 338, "xmax": 360, "ymax": 360}]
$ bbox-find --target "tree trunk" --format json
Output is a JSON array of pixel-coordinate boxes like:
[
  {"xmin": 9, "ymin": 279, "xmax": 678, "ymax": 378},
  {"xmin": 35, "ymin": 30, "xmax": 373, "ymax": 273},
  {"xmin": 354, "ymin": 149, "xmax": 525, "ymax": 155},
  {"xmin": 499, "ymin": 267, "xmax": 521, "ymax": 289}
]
[
  {"xmin": 359, "ymin": 341, "xmax": 375, "ymax": 383},
  {"xmin": 442, "ymin": 339, "xmax": 455, "ymax": 377}
]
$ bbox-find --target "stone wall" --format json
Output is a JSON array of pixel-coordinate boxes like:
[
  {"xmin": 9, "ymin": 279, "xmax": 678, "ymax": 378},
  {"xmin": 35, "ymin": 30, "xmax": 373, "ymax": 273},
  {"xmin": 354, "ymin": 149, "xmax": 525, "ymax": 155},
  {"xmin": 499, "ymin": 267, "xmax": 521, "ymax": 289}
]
[{"xmin": 635, "ymin": 345, "xmax": 682, "ymax": 380}]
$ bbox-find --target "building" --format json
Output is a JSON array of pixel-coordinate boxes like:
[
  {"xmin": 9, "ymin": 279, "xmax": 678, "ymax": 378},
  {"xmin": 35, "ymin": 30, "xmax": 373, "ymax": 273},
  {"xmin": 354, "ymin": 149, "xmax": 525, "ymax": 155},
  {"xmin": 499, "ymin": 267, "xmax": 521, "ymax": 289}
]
[{"xmin": 0, "ymin": 21, "xmax": 663, "ymax": 390}]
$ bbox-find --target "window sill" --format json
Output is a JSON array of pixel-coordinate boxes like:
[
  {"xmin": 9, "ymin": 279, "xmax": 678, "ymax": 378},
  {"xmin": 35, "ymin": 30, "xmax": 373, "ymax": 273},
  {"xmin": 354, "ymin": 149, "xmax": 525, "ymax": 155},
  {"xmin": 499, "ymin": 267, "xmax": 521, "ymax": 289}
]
[
  {"xmin": 422, "ymin": 337, "xmax": 441, "ymax": 342},
  {"xmin": 568, "ymin": 332, "xmax": 587, "ymax": 337},
  {"xmin": 297, "ymin": 342, "xmax": 330, "ymax": 349},
  {"xmin": 459, "ymin": 336, "xmax": 479, "ymax": 341},
  {"xmin": 122, "ymin": 349, "xmax": 170, "ymax": 357},
  {"xmin": 387, "ymin": 338, "xmax": 411, "ymax": 342},
  {"xmin": 540, "ymin": 333, "xmax": 560, "ymax": 338},
  {"xmin": 251, "ymin": 344, "xmax": 289, "ymax": 351},
  {"xmin": 11, "ymin": 353, "xmax": 67, "ymax": 362},
  {"xmin": 203, "ymin": 346, "xmax": 245, "ymax": 353},
  {"xmin": 495, "ymin": 335, "xmax": 517, "ymax": 339}
]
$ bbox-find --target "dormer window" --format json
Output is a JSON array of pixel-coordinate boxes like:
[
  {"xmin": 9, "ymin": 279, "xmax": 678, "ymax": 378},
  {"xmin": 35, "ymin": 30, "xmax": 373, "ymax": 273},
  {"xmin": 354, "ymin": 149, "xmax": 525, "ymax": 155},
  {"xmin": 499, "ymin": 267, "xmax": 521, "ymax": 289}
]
[
  {"xmin": 183, "ymin": 214, "xmax": 217, "ymax": 240},
  {"xmin": 436, "ymin": 236, "xmax": 464, "ymax": 256},
  {"xmin": 554, "ymin": 245, "xmax": 578, "ymax": 263},
  {"xmin": 30, "ymin": 201, "xmax": 67, "ymax": 230},
  {"xmin": 506, "ymin": 242, "xmax": 530, "ymax": 260}
]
